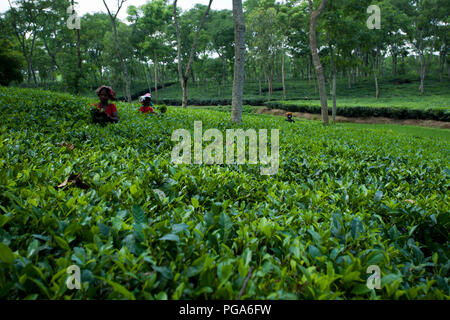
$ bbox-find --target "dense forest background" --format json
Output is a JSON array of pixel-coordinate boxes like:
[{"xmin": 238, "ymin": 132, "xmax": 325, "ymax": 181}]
[{"xmin": 1, "ymin": 0, "xmax": 449, "ymax": 101}]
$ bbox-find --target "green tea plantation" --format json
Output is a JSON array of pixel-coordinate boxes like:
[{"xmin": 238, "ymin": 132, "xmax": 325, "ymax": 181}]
[{"xmin": 0, "ymin": 87, "xmax": 449, "ymax": 300}]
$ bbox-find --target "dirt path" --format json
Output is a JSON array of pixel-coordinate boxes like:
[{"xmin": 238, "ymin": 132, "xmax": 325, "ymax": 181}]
[{"xmin": 256, "ymin": 107, "xmax": 450, "ymax": 129}]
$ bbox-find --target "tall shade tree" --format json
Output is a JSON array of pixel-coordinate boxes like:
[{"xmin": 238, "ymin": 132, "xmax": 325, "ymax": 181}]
[
  {"xmin": 70, "ymin": 0, "xmax": 82, "ymax": 93},
  {"xmin": 231, "ymin": 0, "xmax": 245, "ymax": 123},
  {"xmin": 6, "ymin": 0, "xmax": 41, "ymax": 86},
  {"xmin": 207, "ymin": 9, "xmax": 234, "ymax": 88},
  {"xmin": 400, "ymin": 0, "xmax": 440, "ymax": 94},
  {"xmin": 247, "ymin": 4, "xmax": 280, "ymax": 101},
  {"xmin": 128, "ymin": 0, "xmax": 173, "ymax": 100},
  {"xmin": 37, "ymin": 0, "xmax": 67, "ymax": 73},
  {"xmin": 173, "ymin": 0, "xmax": 213, "ymax": 107},
  {"xmin": 80, "ymin": 13, "xmax": 111, "ymax": 84},
  {"xmin": 308, "ymin": 0, "xmax": 329, "ymax": 125},
  {"xmin": 103, "ymin": 0, "xmax": 131, "ymax": 102}
]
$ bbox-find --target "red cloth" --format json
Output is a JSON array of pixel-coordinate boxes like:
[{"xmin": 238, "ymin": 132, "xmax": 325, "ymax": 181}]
[
  {"xmin": 94, "ymin": 103, "xmax": 117, "ymax": 117},
  {"xmin": 140, "ymin": 106, "xmax": 154, "ymax": 113}
]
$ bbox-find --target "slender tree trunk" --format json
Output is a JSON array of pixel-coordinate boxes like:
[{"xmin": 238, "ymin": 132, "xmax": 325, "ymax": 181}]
[
  {"xmin": 144, "ymin": 62, "xmax": 152, "ymax": 94},
  {"xmin": 313, "ymin": 69, "xmax": 317, "ymax": 94},
  {"xmin": 332, "ymin": 70, "xmax": 336, "ymax": 123},
  {"xmin": 269, "ymin": 65, "xmax": 273, "ymax": 97},
  {"xmin": 281, "ymin": 49, "xmax": 286, "ymax": 100},
  {"xmin": 266, "ymin": 72, "xmax": 271, "ymax": 102},
  {"xmin": 71, "ymin": 0, "xmax": 82, "ymax": 93},
  {"xmin": 347, "ymin": 70, "xmax": 351, "ymax": 89},
  {"xmin": 417, "ymin": 30, "xmax": 436, "ymax": 95},
  {"xmin": 258, "ymin": 73, "xmax": 262, "ymax": 95},
  {"xmin": 181, "ymin": 78, "xmax": 188, "ymax": 106},
  {"xmin": 112, "ymin": 21, "xmax": 131, "ymax": 102},
  {"xmin": 392, "ymin": 53, "xmax": 397, "ymax": 77},
  {"xmin": 162, "ymin": 63, "xmax": 166, "ymax": 90},
  {"xmin": 371, "ymin": 52, "xmax": 379, "ymax": 99},
  {"xmin": 417, "ymin": 31, "xmax": 426, "ymax": 95},
  {"xmin": 231, "ymin": 0, "xmax": 245, "ymax": 123},
  {"xmin": 374, "ymin": 71, "xmax": 379, "ymax": 99},
  {"xmin": 308, "ymin": 55, "xmax": 312, "ymax": 83},
  {"xmin": 447, "ymin": 60, "xmax": 450, "ymax": 79},
  {"xmin": 31, "ymin": 66, "xmax": 37, "ymax": 85},
  {"xmin": 329, "ymin": 45, "xmax": 336, "ymax": 124},
  {"xmin": 75, "ymin": 23, "xmax": 81, "ymax": 89},
  {"xmin": 154, "ymin": 51, "xmax": 158, "ymax": 100},
  {"xmin": 377, "ymin": 47, "xmax": 382, "ymax": 79},
  {"xmin": 42, "ymin": 38, "xmax": 60, "ymax": 71},
  {"xmin": 25, "ymin": 55, "xmax": 31, "ymax": 87}
]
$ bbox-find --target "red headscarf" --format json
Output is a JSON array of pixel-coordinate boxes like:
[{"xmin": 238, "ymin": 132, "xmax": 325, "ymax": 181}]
[{"xmin": 95, "ymin": 85, "xmax": 116, "ymax": 100}]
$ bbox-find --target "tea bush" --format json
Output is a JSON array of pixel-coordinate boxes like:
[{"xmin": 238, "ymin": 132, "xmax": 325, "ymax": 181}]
[
  {"xmin": 0, "ymin": 86, "xmax": 448, "ymax": 299},
  {"xmin": 265, "ymin": 101, "xmax": 450, "ymax": 121}
]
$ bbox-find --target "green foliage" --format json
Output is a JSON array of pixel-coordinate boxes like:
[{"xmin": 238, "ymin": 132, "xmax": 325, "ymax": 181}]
[
  {"xmin": 0, "ymin": 39, "xmax": 24, "ymax": 86},
  {"xmin": 265, "ymin": 101, "xmax": 450, "ymax": 121},
  {"xmin": 0, "ymin": 87, "xmax": 449, "ymax": 300}
]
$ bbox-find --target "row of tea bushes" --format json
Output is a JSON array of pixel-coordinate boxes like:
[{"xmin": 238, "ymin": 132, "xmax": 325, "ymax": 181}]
[{"xmin": 0, "ymin": 86, "xmax": 448, "ymax": 299}]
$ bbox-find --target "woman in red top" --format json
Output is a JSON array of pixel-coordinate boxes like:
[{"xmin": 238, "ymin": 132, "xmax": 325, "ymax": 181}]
[
  {"xmin": 92, "ymin": 85, "xmax": 119, "ymax": 123},
  {"xmin": 139, "ymin": 93, "xmax": 155, "ymax": 114}
]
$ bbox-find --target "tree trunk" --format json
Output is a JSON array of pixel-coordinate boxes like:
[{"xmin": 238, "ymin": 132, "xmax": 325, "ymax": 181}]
[
  {"xmin": 182, "ymin": 78, "xmax": 188, "ymax": 107},
  {"xmin": 25, "ymin": 56, "xmax": 31, "ymax": 87},
  {"xmin": 308, "ymin": 55, "xmax": 312, "ymax": 83},
  {"xmin": 258, "ymin": 73, "xmax": 262, "ymax": 95},
  {"xmin": 269, "ymin": 65, "xmax": 273, "ymax": 97},
  {"xmin": 112, "ymin": 21, "xmax": 131, "ymax": 102},
  {"xmin": 371, "ymin": 53, "xmax": 379, "ymax": 99},
  {"xmin": 447, "ymin": 60, "xmax": 450, "ymax": 79},
  {"xmin": 308, "ymin": 0, "xmax": 328, "ymax": 125},
  {"xmin": 42, "ymin": 38, "xmax": 60, "ymax": 71},
  {"xmin": 313, "ymin": 69, "xmax": 317, "ymax": 94},
  {"xmin": 392, "ymin": 53, "xmax": 397, "ymax": 77},
  {"xmin": 418, "ymin": 30, "xmax": 436, "ymax": 95},
  {"xmin": 28, "ymin": 30, "xmax": 37, "ymax": 86},
  {"xmin": 417, "ymin": 30, "xmax": 426, "ymax": 95},
  {"xmin": 266, "ymin": 72, "xmax": 271, "ymax": 102},
  {"xmin": 347, "ymin": 70, "xmax": 351, "ymax": 89},
  {"xmin": 332, "ymin": 70, "xmax": 336, "ymax": 124},
  {"xmin": 281, "ymin": 49, "xmax": 286, "ymax": 100},
  {"xmin": 154, "ymin": 51, "xmax": 158, "ymax": 100},
  {"xmin": 329, "ymin": 45, "xmax": 336, "ymax": 124},
  {"xmin": 71, "ymin": 0, "xmax": 82, "ymax": 93},
  {"xmin": 374, "ymin": 71, "xmax": 379, "ymax": 99},
  {"xmin": 231, "ymin": 0, "xmax": 245, "ymax": 123},
  {"xmin": 144, "ymin": 62, "xmax": 152, "ymax": 94}
]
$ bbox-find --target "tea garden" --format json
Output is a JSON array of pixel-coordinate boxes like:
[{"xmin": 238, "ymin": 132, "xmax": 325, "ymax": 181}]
[{"xmin": 0, "ymin": 86, "xmax": 448, "ymax": 299}]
